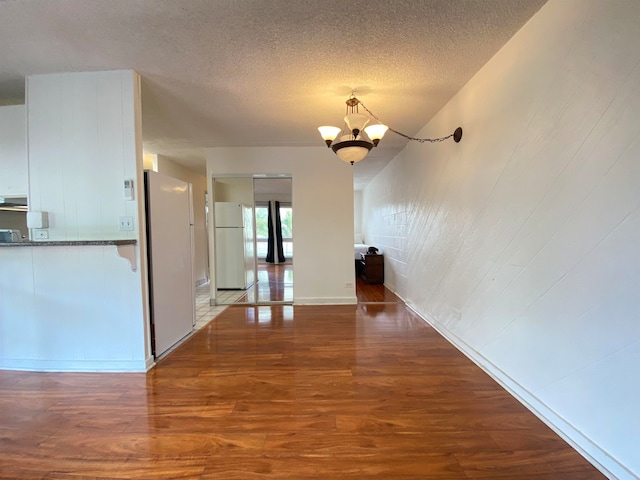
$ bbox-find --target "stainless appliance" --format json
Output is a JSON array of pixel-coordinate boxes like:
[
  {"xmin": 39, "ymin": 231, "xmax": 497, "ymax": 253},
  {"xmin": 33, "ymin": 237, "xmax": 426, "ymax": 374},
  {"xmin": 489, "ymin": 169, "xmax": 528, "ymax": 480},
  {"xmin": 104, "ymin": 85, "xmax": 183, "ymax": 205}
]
[{"xmin": 0, "ymin": 229, "xmax": 22, "ymax": 242}]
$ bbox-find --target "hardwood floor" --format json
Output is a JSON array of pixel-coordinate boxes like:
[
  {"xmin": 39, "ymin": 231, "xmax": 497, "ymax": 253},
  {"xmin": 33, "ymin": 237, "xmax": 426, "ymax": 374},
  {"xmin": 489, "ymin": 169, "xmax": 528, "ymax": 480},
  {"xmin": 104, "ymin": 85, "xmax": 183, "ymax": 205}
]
[
  {"xmin": 235, "ymin": 263, "xmax": 294, "ymax": 304},
  {"xmin": 356, "ymin": 274, "xmax": 403, "ymax": 303},
  {"xmin": 0, "ymin": 288, "xmax": 605, "ymax": 478}
]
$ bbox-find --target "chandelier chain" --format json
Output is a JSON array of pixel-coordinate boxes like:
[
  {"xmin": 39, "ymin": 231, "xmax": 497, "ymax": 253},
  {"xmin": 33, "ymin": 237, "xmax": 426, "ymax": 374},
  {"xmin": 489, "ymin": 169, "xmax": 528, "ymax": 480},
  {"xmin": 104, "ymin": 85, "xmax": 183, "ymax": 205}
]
[{"xmin": 358, "ymin": 101, "xmax": 454, "ymax": 143}]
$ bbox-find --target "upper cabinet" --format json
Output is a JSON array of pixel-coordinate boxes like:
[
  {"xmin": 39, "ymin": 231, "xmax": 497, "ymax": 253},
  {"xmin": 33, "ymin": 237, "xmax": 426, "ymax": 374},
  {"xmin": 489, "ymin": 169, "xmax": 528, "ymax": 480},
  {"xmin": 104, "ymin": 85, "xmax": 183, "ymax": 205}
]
[{"xmin": 0, "ymin": 105, "xmax": 27, "ymax": 197}]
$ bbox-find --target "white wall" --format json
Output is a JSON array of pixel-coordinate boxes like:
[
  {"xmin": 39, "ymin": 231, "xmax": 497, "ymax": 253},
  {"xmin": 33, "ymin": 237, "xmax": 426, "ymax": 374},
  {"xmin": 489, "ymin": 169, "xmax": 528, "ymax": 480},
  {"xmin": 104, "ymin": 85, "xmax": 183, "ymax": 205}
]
[
  {"xmin": 0, "ymin": 71, "xmax": 150, "ymax": 372},
  {"xmin": 157, "ymin": 155, "xmax": 209, "ymax": 285},
  {"xmin": 254, "ymin": 193, "xmax": 292, "ymax": 204},
  {"xmin": 0, "ymin": 105, "xmax": 27, "ymax": 196},
  {"xmin": 362, "ymin": 1, "xmax": 640, "ymax": 478},
  {"xmin": 214, "ymin": 177, "xmax": 254, "ymax": 204},
  {"xmin": 27, "ymin": 72, "xmax": 140, "ymax": 241},
  {"xmin": 353, "ymin": 189, "xmax": 363, "ymax": 241},
  {"xmin": 206, "ymin": 147, "xmax": 355, "ymax": 304},
  {"xmin": 254, "ymin": 177, "xmax": 293, "ymax": 204},
  {"xmin": 0, "ymin": 244, "xmax": 145, "ymax": 371}
]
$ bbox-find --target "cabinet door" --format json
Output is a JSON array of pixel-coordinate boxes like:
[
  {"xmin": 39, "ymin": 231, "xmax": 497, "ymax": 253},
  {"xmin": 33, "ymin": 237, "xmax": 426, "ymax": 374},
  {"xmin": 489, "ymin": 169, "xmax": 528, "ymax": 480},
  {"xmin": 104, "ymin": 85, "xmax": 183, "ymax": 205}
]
[{"xmin": 0, "ymin": 106, "xmax": 28, "ymax": 196}]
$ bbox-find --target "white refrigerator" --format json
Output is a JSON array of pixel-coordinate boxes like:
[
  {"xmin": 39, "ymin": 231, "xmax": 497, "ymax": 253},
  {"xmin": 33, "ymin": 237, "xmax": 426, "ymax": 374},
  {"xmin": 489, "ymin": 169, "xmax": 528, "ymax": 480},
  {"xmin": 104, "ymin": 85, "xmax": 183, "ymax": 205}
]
[
  {"xmin": 145, "ymin": 171, "xmax": 195, "ymax": 358},
  {"xmin": 215, "ymin": 202, "xmax": 255, "ymax": 290}
]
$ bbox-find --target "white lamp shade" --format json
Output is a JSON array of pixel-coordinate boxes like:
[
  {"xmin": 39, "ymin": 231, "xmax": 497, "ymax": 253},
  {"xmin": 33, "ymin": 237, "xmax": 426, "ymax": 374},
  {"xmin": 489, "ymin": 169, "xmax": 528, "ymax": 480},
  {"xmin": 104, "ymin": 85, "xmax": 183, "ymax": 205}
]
[
  {"xmin": 318, "ymin": 125, "xmax": 341, "ymax": 142},
  {"xmin": 335, "ymin": 145, "xmax": 370, "ymax": 164},
  {"xmin": 364, "ymin": 124, "xmax": 388, "ymax": 141},
  {"xmin": 344, "ymin": 113, "xmax": 370, "ymax": 134},
  {"xmin": 332, "ymin": 135, "xmax": 372, "ymax": 164}
]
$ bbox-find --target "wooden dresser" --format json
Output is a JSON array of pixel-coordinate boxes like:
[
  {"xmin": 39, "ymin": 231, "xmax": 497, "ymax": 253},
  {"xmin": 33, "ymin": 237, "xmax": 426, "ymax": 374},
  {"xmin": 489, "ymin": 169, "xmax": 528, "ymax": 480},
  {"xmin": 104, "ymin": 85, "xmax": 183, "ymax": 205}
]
[{"xmin": 360, "ymin": 253, "xmax": 384, "ymax": 284}]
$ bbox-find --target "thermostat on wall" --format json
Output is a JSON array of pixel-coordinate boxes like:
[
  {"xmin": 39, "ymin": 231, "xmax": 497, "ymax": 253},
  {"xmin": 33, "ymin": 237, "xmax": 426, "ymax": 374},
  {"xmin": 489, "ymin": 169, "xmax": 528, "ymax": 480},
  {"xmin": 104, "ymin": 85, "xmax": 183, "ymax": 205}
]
[{"xmin": 124, "ymin": 179, "xmax": 134, "ymax": 200}]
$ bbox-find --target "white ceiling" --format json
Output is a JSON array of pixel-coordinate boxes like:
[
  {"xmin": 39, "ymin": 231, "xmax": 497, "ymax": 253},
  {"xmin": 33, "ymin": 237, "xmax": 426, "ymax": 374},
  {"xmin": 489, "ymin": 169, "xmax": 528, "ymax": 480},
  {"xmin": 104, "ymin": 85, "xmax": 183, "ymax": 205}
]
[{"xmin": 0, "ymin": 0, "xmax": 546, "ymax": 190}]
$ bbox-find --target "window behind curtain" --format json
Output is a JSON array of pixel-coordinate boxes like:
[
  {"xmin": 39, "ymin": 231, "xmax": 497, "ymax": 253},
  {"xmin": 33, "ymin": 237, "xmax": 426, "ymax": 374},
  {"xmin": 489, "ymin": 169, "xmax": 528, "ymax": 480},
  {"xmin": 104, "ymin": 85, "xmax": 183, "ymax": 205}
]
[{"xmin": 256, "ymin": 203, "xmax": 293, "ymax": 259}]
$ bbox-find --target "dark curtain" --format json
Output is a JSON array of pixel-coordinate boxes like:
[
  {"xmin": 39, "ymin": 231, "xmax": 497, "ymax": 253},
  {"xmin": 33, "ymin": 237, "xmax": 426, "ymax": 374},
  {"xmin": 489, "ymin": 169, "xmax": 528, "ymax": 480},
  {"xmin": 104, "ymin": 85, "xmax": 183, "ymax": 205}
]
[
  {"xmin": 265, "ymin": 200, "xmax": 286, "ymax": 264},
  {"xmin": 266, "ymin": 200, "xmax": 275, "ymax": 263},
  {"xmin": 274, "ymin": 201, "xmax": 285, "ymax": 263}
]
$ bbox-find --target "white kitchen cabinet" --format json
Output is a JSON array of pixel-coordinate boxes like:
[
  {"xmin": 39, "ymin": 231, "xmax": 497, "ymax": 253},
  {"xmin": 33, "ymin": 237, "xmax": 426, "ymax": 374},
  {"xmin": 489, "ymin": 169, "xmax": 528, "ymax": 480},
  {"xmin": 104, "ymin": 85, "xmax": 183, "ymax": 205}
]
[{"xmin": 0, "ymin": 105, "xmax": 28, "ymax": 197}]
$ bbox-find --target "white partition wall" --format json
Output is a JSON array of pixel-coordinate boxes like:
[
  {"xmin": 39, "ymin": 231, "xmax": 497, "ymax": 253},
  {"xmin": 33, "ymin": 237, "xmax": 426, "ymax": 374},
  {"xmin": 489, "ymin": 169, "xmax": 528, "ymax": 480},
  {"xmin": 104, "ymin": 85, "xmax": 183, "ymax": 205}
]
[
  {"xmin": 0, "ymin": 244, "xmax": 145, "ymax": 371},
  {"xmin": 361, "ymin": 1, "xmax": 640, "ymax": 478},
  {"xmin": 27, "ymin": 71, "xmax": 140, "ymax": 242},
  {"xmin": 0, "ymin": 70, "xmax": 150, "ymax": 372},
  {"xmin": 206, "ymin": 147, "xmax": 356, "ymax": 304}
]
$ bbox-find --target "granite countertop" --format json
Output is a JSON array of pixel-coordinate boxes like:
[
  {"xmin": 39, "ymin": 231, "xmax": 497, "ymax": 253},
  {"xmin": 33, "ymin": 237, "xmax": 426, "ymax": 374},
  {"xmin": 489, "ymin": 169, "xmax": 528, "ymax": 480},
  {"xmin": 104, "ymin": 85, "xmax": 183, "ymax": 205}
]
[{"xmin": 0, "ymin": 239, "xmax": 137, "ymax": 247}]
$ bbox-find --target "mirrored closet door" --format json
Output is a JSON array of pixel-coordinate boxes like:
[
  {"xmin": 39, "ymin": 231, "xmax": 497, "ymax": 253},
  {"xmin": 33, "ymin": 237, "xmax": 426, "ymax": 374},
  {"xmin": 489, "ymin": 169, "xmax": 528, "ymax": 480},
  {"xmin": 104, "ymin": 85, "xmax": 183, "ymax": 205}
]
[{"xmin": 212, "ymin": 176, "xmax": 293, "ymax": 305}]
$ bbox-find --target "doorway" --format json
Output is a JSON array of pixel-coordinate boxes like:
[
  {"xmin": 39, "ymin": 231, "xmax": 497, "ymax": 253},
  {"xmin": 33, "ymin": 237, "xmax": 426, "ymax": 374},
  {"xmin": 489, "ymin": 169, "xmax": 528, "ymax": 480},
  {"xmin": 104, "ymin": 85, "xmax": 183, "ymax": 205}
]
[{"xmin": 212, "ymin": 176, "xmax": 293, "ymax": 305}]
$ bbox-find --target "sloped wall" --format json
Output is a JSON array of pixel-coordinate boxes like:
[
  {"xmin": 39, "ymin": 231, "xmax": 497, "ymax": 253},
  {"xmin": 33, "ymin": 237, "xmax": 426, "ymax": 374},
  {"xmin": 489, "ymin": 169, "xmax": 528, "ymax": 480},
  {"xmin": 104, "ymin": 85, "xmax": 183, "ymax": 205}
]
[{"xmin": 362, "ymin": 1, "xmax": 640, "ymax": 477}]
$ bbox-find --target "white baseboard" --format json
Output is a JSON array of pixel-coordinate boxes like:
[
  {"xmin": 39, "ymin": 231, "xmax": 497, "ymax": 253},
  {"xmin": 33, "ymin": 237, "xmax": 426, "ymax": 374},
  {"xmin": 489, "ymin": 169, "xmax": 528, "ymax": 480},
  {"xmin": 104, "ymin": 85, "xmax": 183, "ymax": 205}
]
[
  {"xmin": 0, "ymin": 358, "xmax": 148, "ymax": 373},
  {"xmin": 145, "ymin": 356, "xmax": 156, "ymax": 371},
  {"xmin": 294, "ymin": 296, "xmax": 357, "ymax": 305},
  {"xmin": 406, "ymin": 301, "xmax": 637, "ymax": 480}
]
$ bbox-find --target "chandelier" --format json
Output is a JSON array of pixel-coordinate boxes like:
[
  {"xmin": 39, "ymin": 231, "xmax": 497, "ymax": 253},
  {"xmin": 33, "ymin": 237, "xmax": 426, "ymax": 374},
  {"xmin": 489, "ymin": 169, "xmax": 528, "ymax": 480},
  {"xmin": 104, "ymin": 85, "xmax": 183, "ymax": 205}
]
[{"xmin": 318, "ymin": 95, "xmax": 463, "ymax": 165}]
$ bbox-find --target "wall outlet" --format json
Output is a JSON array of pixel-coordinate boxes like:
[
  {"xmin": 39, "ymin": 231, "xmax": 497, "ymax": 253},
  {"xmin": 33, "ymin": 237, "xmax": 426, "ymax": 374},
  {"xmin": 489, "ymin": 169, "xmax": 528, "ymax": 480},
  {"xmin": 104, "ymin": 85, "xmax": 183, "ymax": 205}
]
[
  {"xmin": 34, "ymin": 229, "xmax": 49, "ymax": 239},
  {"xmin": 118, "ymin": 216, "xmax": 134, "ymax": 231},
  {"xmin": 345, "ymin": 282, "xmax": 353, "ymax": 288}
]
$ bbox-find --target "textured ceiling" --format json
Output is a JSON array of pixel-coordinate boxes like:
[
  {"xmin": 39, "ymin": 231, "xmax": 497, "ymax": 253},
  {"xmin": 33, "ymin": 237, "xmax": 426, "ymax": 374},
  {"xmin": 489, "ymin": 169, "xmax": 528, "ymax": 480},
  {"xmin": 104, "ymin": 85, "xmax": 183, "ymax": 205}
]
[{"xmin": 0, "ymin": 0, "xmax": 546, "ymax": 189}]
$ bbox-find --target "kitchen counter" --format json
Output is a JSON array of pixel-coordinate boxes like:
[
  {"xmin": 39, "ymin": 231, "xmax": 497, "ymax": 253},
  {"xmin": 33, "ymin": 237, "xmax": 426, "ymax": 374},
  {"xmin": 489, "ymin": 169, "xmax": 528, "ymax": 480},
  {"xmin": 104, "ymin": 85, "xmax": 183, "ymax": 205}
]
[
  {"xmin": 0, "ymin": 237, "xmax": 146, "ymax": 372},
  {"xmin": 0, "ymin": 239, "xmax": 136, "ymax": 247},
  {"xmin": 0, "ymin": 239, "xmax": 138, "ymax": 272}
]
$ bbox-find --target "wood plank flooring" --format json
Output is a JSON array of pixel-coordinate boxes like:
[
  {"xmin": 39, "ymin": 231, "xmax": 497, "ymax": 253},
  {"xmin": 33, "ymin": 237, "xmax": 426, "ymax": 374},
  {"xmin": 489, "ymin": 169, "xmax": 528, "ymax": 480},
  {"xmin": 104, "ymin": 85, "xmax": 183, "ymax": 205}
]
[
  {"xmin": 356, "ymin": 275, "xmax": 403, "ymax": 303},
  {"xmin": 235, "ymin": 263, "xmax": 294, "ymax": 304},
  {"xmin": 0, "ymin": 290, "xmax": 605, "ymax": 478}
]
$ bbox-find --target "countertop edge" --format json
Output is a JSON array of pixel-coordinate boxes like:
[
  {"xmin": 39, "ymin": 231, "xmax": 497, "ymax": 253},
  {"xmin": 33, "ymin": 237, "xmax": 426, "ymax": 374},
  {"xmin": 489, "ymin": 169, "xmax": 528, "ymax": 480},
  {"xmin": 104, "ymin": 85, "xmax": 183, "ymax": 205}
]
[{"xmin": 0, "ymin": 240, "xmax": 137, "ymax": 247}]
